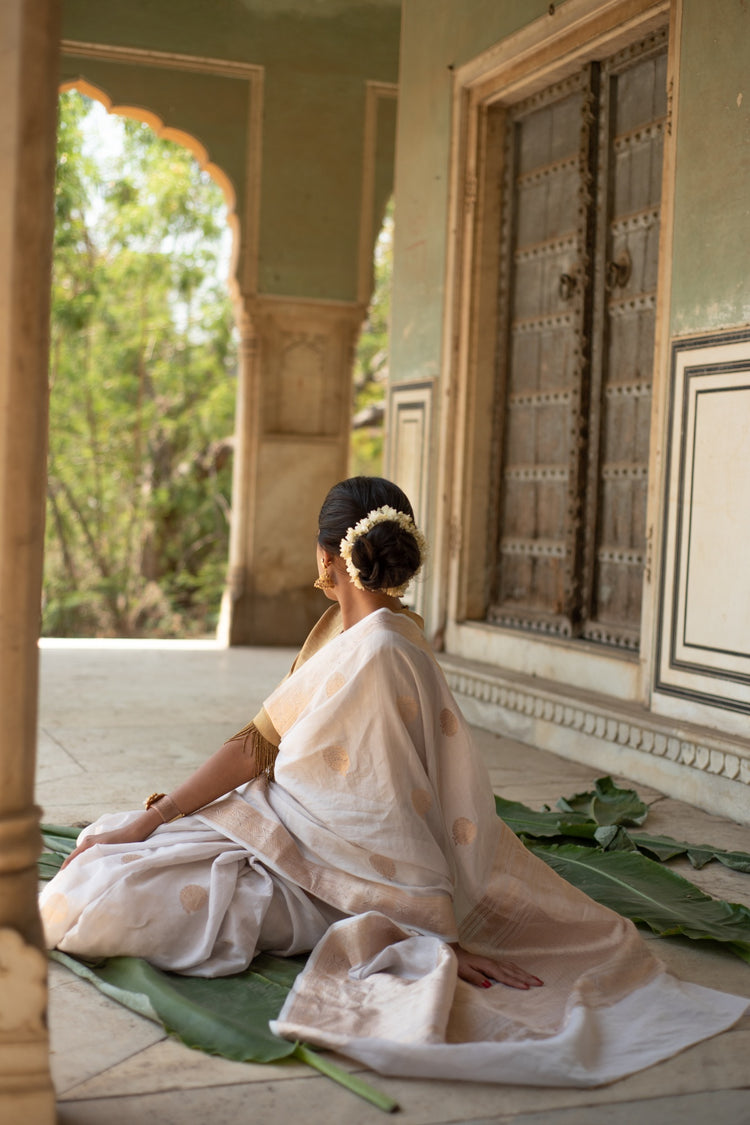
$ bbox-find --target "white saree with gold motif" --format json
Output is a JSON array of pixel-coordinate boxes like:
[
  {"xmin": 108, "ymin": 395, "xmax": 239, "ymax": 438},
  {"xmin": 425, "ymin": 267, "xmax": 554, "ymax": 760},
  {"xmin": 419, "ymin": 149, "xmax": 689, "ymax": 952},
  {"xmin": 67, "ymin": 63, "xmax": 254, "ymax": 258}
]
[{"xmin": 41, "ymin": 608, "xmax": 747, "ymax": 1086}]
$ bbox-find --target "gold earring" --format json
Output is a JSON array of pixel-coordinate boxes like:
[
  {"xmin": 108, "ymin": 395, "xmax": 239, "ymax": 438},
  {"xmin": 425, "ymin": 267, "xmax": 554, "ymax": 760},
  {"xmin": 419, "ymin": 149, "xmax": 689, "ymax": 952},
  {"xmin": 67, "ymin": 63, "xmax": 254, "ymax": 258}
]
[{"xmin": 314, "ymin": 567, "xmax": 335, "ymax": 591}]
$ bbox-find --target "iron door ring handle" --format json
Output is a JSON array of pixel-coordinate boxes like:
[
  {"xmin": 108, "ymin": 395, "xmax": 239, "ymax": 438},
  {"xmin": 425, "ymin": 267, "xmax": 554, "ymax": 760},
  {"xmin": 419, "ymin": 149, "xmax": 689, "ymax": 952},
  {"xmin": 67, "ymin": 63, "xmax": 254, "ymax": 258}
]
[
  {"xmin": 559, "ymin": 273, "xmax": 577, "ymax": 301},
  {"xmin": 606, "ymin": 250, "xmax": 632, "ymax": 290}
]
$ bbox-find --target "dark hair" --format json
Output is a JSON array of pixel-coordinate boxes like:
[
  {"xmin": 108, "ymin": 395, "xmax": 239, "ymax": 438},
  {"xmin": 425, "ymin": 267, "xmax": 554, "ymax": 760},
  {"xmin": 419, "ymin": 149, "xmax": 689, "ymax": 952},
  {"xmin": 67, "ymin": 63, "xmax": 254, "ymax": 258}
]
[{"xmin": 318, "ymin": 476, "xmax": 422, "ymax": 592}]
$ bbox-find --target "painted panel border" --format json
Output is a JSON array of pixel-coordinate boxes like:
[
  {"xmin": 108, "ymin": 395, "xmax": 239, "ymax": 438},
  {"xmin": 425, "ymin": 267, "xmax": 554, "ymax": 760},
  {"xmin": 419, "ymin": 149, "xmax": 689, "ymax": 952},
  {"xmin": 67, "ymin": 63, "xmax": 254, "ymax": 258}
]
[
  {"xmin": 656, "ymin": 328, "xmax": 750, "ymax": 713},
  {"xmin": 386, "ymin": 380, "xmax": 434, "ymax": 618}
]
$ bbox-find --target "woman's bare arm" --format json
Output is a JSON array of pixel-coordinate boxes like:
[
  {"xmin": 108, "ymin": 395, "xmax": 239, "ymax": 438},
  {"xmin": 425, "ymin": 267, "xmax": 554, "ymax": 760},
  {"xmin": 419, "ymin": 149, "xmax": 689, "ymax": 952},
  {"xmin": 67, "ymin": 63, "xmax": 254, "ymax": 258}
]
[
  {"xmin": 61, "ymin": 734, "xmax": 260, "ymax": 868},
  {"xmin": 166, "ymin": 733, "xmax": 261, "ymax": 817}
]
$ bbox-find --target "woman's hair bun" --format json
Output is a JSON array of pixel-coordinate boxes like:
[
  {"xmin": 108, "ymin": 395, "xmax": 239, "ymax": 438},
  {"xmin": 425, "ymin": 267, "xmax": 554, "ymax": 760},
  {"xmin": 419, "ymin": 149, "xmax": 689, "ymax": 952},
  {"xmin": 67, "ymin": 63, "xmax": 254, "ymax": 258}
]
[
  {"xmin": 350, "ymin": 520, "xmax": 422, "ymax": 591},
  {"xmin": 317, "ymin": 476, "xmax": 425, "ymax": 592}
]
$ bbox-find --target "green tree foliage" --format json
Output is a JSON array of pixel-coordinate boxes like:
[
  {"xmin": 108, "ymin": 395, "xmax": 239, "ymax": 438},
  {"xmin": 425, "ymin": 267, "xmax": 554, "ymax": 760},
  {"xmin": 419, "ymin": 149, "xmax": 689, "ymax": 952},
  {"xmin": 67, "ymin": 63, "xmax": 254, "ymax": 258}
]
[
  {"xmin": 45, "ymin": 92, "xmax": 237, "ymax": 637},
  {"xmin": 349, "ymin": 200, "xmax": 392, "ymax": 476}
]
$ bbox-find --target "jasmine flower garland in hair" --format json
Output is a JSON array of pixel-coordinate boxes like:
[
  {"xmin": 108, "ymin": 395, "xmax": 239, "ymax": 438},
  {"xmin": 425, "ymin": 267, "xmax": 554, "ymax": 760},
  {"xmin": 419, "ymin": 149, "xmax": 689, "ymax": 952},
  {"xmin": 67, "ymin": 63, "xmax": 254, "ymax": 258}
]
[{"xmin": 339, "ymin": 505, "xmax": 428, "ymax": 595}]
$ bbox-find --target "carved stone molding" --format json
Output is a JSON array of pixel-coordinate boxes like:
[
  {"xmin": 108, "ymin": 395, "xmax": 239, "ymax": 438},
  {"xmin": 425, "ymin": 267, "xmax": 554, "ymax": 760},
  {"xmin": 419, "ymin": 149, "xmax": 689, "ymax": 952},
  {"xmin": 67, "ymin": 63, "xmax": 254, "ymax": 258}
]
[
  {"xmin": 248, "ymin": 295, "xmax": 365, "ymax": 439},
  {"xmin": 441, "ymin": 654, "xmax": 750, "ymax": 806}
]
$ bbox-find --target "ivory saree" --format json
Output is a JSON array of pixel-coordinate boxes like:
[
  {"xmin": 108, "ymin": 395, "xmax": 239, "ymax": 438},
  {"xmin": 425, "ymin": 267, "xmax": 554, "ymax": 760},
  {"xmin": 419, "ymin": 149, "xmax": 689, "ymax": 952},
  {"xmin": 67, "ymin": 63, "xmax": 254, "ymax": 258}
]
[{"xmin": 40, "ymin": 607, "xmax": 747, "ymax": 1086}]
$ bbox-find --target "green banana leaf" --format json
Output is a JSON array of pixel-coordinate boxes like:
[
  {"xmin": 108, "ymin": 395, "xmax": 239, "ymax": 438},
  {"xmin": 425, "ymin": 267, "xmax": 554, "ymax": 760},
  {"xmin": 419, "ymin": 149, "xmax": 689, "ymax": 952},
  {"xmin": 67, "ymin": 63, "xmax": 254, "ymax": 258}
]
[
  {"xmin": 50, "ymin": 949, "xmax": 303, "ymax": 1062},
  {"xmin": 526, "ymin": 841, "xmax": 750, "ymax": 964},
  {"xmin": 42, "ymin": 824, "xmax": 84, "ymax": 841},
  {"xmin": 495, "ymin": 776, "xmax": 650, "ymax": 837},
  {"xmin": 39, "ymin": 828, "xmax": 77, "ymax": 880},
  {"xmin": 493, "ymin": 796, "xmax": 597, "ymax": 838},
  {"xmin": 625, "ymin": 832, "xmax": 750, "ymax": 873},
  {"xmin": 495, "ymin": 787, "xmax": 750, "ymax": 874},
  {"xmin": 593, "ymin": 824, "xmax": 639, "ymax": 851},
  {"xmin": 555, "ymin": 776, "xmax": 649, "ymax": 826}
]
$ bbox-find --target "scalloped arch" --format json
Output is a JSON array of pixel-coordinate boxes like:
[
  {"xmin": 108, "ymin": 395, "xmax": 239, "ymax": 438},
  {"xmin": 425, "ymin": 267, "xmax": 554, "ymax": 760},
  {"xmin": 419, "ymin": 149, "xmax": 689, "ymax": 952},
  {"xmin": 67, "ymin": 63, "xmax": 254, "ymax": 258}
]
[{"xmin": 59, "ymin": 78, "xmax": 240, "ymax": 292}]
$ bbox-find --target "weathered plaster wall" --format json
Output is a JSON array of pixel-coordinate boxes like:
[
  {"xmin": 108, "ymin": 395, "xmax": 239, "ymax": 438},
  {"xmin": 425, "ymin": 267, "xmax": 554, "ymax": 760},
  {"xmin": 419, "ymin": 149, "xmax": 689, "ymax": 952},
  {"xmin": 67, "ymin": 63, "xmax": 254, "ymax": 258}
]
[
  {"xmin": 60, "ymin": 0, "xmax": 401, "ymax": 301},
  {"xmin": 670, "ymin": 0, "xmax": 750, "ymax": 335},
  {"xmin": 390, "ymin": 0, "xmax": 552, "ymax": 384}
]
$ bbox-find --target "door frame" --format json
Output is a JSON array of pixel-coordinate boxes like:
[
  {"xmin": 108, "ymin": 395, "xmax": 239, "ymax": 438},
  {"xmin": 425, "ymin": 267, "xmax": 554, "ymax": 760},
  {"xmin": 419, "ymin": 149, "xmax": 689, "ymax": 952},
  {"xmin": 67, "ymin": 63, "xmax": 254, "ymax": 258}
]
[{"xmin": 433, "ymin": 0, "xmax": 680, "ymax": 706}]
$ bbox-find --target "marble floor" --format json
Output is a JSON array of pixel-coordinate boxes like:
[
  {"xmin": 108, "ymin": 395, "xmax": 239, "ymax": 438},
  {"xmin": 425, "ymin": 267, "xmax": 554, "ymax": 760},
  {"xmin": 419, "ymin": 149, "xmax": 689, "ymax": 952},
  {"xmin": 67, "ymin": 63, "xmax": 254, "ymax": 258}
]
[{"xmin": 36, "ymin": 640, "xmax": 750, "ymax": 1125}]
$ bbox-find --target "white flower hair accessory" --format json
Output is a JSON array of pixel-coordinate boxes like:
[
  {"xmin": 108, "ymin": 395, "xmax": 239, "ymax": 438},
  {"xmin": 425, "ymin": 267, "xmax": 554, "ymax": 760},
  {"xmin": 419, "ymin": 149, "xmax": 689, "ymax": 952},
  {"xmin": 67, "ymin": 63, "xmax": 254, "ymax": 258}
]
[{"xmin": 339, "ymin": 505, "xmax": 427, "ymax": 596}]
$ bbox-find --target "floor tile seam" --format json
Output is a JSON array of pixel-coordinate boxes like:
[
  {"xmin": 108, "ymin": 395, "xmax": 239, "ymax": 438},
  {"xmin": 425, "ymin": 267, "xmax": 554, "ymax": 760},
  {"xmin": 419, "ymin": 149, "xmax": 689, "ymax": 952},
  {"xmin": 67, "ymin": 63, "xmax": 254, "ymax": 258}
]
[
  {"xmin": 58, "ymin": 1041, "xmax": 376, "ymax": 1101},
  {"xmin": 56, "ymin": 1035, "xmax": 174, "ymax": 1101},
  {"xmin": 55, "ymin": 1072, "xmax": 750, "ymax": 1112},
  {"xmin": 38, "ymin": 725, "xmax": 84, "ymax": 764},
  {"xmin": 58, "ymin": 1068, "xmax": 321, "ymax": 1103},
  {"xmin": 55, "ymin": 1065, "xmax": 375, "ymax": 1106},
  {"xmin": 437, "ymin": 1064, "xmax": 750, "ymax": 1121},
  {"xmin": 496, "ymin": 1082, "xmax": 750, "ymax": 1123}
]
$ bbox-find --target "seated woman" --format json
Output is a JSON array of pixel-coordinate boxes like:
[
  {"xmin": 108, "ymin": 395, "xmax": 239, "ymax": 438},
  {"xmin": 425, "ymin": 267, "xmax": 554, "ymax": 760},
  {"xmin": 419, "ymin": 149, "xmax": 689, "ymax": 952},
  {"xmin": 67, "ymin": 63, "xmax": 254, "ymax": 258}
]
[{"xmin": 40, "ymin": 476, "xmax": 746, "ymax": 1086}]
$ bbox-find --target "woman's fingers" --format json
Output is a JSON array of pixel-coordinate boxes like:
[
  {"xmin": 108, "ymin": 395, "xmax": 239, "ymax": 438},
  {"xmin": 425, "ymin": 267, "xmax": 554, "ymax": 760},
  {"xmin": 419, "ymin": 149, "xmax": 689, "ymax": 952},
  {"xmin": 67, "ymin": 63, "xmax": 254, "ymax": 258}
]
[
  {"xmin": 479, "ymin": 963, "xmax": 532, "ymax": 990},
  {"xmin": 484, "ymin": 960, "xmax": 544, "ymax": 989},
  {"xmin": 460, "ymin": 964, "xmax": 499, "ymax": 988},
  {"xmin": 487, "ymin": 958, "xmax": 542, "ymax": 985},
  {"xmin": 60, "ymin": 837, "xmax": 93, "ymax": 870},
  {"xmin": 455, "ymin": 949, "xmax": 544, "ymax": 990}
]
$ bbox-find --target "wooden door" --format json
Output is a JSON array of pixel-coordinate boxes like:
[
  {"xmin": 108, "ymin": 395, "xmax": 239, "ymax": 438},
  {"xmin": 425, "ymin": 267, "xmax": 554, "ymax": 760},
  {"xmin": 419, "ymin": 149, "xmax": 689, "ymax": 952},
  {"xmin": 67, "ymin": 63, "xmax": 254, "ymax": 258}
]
[
  {"xmin": 489, "ymin": 29, "xmax": 668, "ymax": 652},
  {"xmin": 489, "ymin": 70, "xmax": 597, "ymax": 638},
  {"xmin": 583, "ymin": 33, "xmax": 668, "ymax": 649}
]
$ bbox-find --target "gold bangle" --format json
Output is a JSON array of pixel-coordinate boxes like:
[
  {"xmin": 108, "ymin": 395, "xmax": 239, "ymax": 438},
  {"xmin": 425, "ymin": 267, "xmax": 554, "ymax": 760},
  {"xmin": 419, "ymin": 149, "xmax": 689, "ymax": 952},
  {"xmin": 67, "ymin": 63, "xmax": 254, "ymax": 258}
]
[{"xmin": 144, "ymin": 792, "xmax": 185, "ymax": 823}]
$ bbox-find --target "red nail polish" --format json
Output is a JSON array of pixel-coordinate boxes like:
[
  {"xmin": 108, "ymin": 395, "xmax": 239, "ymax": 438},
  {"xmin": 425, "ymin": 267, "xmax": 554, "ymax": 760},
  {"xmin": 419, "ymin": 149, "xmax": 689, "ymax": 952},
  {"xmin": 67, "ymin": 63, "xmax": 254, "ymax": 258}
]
[{"xmin": 481, "ymin": 980, "xmax": 492, "ymax": 988}]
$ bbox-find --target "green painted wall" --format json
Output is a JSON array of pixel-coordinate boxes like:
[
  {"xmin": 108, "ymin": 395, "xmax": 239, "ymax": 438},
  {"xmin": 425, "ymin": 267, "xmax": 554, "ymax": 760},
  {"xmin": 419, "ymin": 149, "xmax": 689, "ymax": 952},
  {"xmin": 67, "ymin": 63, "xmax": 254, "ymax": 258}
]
[
  {"xmin": 670, "ymin": 0, "xmax": 750, "ymax": 335},
  {"xmin": 60, "ymin": 0, "xmax": 401, "ymax": 301},
  {"xmin": 390, "ymin": 0, "xmax": 552, "ymax": 384}
]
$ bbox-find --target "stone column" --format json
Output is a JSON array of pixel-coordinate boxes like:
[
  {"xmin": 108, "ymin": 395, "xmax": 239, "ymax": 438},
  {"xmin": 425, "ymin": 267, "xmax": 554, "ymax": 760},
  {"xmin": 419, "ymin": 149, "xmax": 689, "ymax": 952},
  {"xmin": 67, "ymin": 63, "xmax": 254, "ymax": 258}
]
[
  {"xmin": 220, "ymin": 295, "xmax": 364, "ymax": 646},
  {"xmin": 0, "ymin": 0, "xmax": 60, "ymax": 1120}
]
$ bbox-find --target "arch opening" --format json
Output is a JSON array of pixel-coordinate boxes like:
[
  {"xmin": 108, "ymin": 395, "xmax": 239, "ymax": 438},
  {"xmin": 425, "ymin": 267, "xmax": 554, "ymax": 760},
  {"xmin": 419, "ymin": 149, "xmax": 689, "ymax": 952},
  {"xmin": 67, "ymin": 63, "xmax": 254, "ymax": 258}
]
[{"xmin": 45, "ymin": 85, "xmax": 239, "ymax": 638}]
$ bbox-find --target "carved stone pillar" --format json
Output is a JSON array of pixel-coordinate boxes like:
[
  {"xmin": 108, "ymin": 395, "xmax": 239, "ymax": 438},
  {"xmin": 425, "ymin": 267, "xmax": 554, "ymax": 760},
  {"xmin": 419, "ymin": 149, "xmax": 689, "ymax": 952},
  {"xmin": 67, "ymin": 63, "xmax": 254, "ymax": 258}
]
[
  {"xmin": 0, "ymin": 0, "xmax": 60, "ymax": 1119},
  {"xmin": 221, "ymin": 296, "xmax": 364, "ymax": 646}
]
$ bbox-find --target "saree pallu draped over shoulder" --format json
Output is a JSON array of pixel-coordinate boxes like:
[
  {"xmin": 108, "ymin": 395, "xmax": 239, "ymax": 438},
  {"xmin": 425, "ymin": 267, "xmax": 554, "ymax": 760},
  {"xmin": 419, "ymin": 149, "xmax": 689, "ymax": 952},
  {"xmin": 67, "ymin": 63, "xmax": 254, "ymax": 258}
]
[{"xmin": 40, "ymin": 608, "xmax": 748, "ymax": 1086}]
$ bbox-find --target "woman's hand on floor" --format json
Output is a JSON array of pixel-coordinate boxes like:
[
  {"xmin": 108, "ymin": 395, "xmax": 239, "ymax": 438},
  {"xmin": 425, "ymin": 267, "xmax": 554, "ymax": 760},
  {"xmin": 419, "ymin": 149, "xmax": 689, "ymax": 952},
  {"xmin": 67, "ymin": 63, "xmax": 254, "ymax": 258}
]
[
  {"xmin": 60, "ymin": 813, "xmax": 160, "ymax": 870},
  {"xmin": 450, "ymin": 944, "xmax": 544, "ymax": 990}
]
